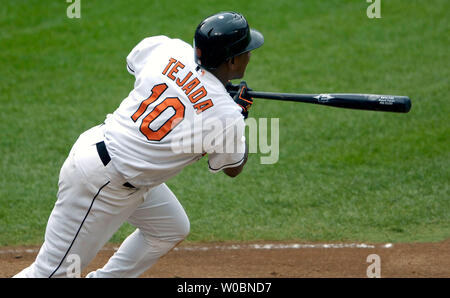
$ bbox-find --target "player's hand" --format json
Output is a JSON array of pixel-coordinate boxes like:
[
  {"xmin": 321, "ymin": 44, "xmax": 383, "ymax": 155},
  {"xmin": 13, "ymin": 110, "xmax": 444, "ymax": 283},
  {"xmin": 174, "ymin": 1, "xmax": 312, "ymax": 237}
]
[
  {"xmin": 225, "ymin": 81, "xmax": 240, "ymax": 93},
  {"xmin": 228, "ymin": 81, "xmax": 253, "ymax": 119}
]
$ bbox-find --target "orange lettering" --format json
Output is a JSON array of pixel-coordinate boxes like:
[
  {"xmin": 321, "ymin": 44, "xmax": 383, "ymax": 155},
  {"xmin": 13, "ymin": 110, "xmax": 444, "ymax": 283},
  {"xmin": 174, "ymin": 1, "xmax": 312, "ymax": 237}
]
[
  {"xmin": 193, "ymin": 99, "xmax": 213, "ymax": 114},
  {"xmin": 140, "ymin": 97, "xmax": 185, "ymax": 141},
  {"xmin": 176, "ymin": 71, "xmax": 193, "ymax": 87},
  {"xmin": 162, "ymin": 58, "xmax": 177, "ymax": 75},
  {"xmin": 182, "ymin": 78, "xmax": 200, "ymax": 96},
  {"xmin": 188, "ymin": 86, "xmax": 207, "ymax": 103},
  {"xmin": 167, "ymin": 61, "xmax": 185, "ymax": 81},
  {"xmin": 131, "ymin": 83, "xmax": 168, "ymax": 122}
]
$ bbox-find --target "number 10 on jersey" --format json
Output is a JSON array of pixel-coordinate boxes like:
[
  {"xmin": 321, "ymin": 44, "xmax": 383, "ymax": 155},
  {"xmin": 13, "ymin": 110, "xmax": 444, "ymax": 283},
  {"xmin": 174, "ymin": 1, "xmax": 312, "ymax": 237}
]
[{"xmin": 131, "ymin": 83, "xmax": 185, "ymax": 141}]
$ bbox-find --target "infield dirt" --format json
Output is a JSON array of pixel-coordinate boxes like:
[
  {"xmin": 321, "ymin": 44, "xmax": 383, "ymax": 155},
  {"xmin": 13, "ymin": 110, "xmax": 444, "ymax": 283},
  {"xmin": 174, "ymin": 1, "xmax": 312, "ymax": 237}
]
[{"xmin": 1, "ymin": 240, "xmax": 449, "ymax": 278}]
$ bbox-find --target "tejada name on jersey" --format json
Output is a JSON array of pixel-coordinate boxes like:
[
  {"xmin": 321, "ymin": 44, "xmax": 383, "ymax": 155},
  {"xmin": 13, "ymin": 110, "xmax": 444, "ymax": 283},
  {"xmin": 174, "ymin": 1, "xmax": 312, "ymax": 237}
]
[{"xmin": 162, "ymin": 57, "xmax": 214, "ymax": 114}]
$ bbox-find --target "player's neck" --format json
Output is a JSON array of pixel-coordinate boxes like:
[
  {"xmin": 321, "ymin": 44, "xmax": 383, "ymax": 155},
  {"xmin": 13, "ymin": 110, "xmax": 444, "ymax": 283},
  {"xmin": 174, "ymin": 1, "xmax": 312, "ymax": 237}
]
[
  {"xmin": 208, "ymin": 64, "xmax": 236, "ymax": 87},
  {"xmin": 208, "ymin": 70, "xmax": 228, "ymax": 87}
]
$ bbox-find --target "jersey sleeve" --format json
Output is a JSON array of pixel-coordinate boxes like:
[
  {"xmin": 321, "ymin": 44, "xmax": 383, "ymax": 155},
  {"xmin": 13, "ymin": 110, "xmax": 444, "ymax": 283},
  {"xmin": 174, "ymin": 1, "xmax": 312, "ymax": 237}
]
[
  {"xmin": 207, "ymin": 116, "xmax": 247, "ymax": 173},
  {"xmin": 126, "ymin": 35, "xmax": 170, "ymax": 76}
]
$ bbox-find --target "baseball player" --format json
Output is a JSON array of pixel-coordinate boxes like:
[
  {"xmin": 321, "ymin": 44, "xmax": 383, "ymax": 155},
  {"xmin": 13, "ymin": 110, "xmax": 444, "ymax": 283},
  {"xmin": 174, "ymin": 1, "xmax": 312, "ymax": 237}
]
[{"xmin": 14, "ymin": 11, "xmax": 264, "ymax": 278}]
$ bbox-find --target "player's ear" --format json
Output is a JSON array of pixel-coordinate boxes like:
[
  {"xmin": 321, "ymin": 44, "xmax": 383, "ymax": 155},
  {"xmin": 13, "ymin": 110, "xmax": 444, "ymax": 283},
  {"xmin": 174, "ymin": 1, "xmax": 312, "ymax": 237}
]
[
  {"xmin": 225, "ymin": 57, "xmax": 233, "ymax": 67},
  {"xmin": 226, "ymin": 57, "xmax": 237, "ymax": 71}
]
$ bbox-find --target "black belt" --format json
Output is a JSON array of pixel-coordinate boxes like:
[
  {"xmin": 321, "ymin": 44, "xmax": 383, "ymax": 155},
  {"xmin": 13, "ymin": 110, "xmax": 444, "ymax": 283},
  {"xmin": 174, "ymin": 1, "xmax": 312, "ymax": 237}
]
[
  {"xmin": 96, "ymin": 141, "xmax": 135, "ymax": 189},
  {"xmin": 96, "ymin": 141, "xmax": 111, "ymax": 166}
]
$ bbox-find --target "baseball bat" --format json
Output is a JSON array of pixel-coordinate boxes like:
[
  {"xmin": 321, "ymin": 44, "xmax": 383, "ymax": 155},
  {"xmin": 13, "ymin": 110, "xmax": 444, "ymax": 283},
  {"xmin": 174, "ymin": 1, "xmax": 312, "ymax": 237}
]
[{"xmin": 229, "ymin": 91, "xmax": 412, "ymax": 113}]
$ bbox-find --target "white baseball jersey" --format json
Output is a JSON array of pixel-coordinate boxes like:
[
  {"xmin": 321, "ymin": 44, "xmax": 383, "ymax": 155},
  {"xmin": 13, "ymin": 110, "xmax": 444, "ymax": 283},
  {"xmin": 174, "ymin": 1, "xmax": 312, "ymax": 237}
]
[{"xmin": 104, "ymin": 36, "xmax": 246, "ymax": 187}]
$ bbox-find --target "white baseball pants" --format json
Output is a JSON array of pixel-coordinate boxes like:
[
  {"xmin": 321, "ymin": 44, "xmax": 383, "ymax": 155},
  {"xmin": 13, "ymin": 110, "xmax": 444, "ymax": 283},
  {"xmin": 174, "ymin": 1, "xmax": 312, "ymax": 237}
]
[{"xmin": 14, "ymin": 125, "xmax": 190, "ymax": 278}]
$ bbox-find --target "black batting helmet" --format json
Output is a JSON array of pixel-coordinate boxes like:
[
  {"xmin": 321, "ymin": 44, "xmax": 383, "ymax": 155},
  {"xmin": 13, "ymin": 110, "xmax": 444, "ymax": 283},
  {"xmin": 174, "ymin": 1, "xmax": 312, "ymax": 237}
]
[{"xmin": 194, "ymin": 11, "xmax": 264, "ymax": 69}]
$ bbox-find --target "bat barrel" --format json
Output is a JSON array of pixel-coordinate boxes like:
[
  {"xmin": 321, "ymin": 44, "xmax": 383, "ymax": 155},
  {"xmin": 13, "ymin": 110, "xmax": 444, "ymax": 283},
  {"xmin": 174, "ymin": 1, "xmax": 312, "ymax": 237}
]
[
  {"xmin": 240, "ymin": 91, "xmax": 412, "ymax": 113},
  {"xmin": 324, "ymin": 94, "xmax": 411, "ymax": 113}
]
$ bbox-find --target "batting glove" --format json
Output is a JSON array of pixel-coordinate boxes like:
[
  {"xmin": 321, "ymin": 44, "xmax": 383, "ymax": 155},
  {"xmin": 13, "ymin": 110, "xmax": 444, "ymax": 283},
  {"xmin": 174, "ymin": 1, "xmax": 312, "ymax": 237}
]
[{"xmin": 226, "ymin": 81, "xmax": 253, "ymax": 119}]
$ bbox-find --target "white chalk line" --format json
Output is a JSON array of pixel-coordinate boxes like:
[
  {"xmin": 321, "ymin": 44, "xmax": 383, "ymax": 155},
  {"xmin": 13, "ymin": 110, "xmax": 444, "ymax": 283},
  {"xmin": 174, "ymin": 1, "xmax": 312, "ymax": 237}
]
[
  {"xmin": 174, "ymin": 243, "xmax": 393, "ymax": 251},
  {"xmin": 0, "ymin": 243, "xmax": 393, "ymax": 255}
]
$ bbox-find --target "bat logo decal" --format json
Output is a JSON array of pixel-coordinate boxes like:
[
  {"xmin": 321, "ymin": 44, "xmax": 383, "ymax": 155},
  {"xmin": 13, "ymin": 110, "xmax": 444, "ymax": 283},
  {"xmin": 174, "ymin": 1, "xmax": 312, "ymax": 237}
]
[
  {"xmin": 314, "ymin": 94, "xmax": 334, "ymax": 102},
  {"xmin": 367, "ymin": 94, "xmax": 396, "ymax": 105}
]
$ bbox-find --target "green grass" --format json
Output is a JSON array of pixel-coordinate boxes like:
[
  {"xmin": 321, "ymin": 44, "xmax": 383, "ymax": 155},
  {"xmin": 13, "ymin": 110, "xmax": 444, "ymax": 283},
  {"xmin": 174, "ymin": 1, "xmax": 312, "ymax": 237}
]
[{"xmin": 0, "ymin": 0, "xmax": 448, "ymax": 246}]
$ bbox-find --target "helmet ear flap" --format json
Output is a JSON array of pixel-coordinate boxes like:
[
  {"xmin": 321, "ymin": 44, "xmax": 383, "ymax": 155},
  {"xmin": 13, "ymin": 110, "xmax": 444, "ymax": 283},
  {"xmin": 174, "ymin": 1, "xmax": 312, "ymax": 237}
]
[{"xmin": 195, "ymin": 47, "xmax": 202, "ymax": 59}]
